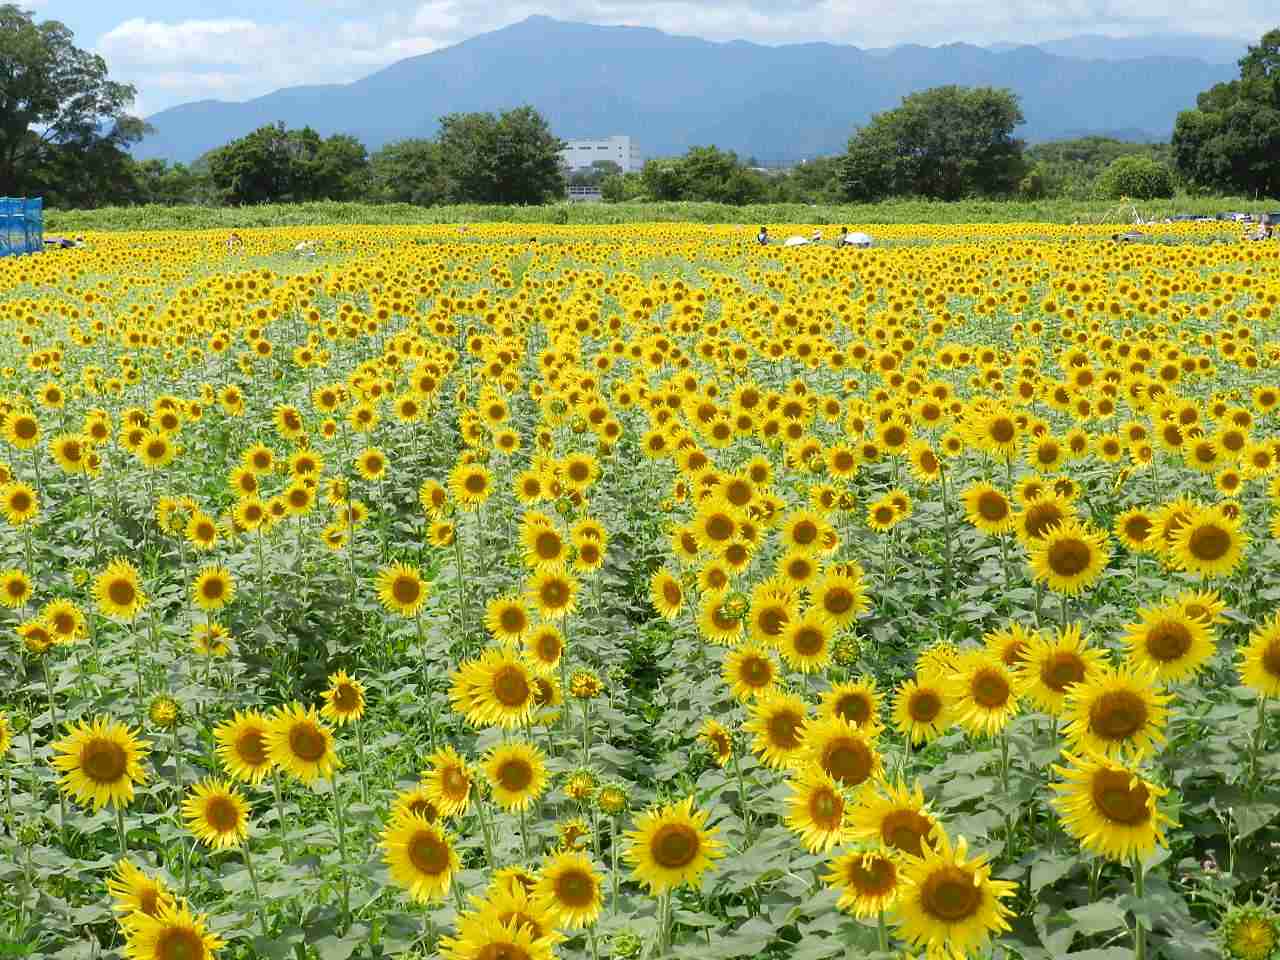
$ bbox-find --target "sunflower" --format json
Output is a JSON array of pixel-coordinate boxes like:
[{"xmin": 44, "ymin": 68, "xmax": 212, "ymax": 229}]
[
  {"xmin": 50, "ymin": 433, "xmax": 89, "ymax": 474},
  {"xmin": 50, "ymin": 716, "xmax": 150, "ymax": 810},
  {"xmin": 320, "ymin": 669, "xmax": 367, "ymax": 725},
  {"xmin": 428, "ymin": 520, "xmax": 455, "ymax": 547},
  {"xmin": 699, "ymin": 718, "xmax": 734, "ymax": 767},
  {"xmin": 1061, "ymin": 663, "xmax": 1171, "ymax": 760},
  {"xmin": 849, "ymin": 778, "xmax": 939, "ymax": 859},
  {"xmin": 892, "ymin": 830, "xmax": 1017, "ymax": 960},
  {"xmin": 1, "ymin": 481, "xmax": 39, "ymax": 525},
  {"xmin": 0, "ymin": 567, "xmax": 32, "ymax": 609},
  {"xmin": 484, "ymin": 741, "xmax": 548, "ymax": 812},
  {"xmin": 439, "ymin": 913, "xmax": 557, "ymax": 960},
  {"xmin": 962, "ymin": 483, "xmax": 1016, "ymax": 536},
  {"xmin": 983, "ymin": 621, "xmax": 1038, "ymax": 669},
  {"xmin": 423, "ymin": 744, "xmax": 474, "ymax": 816},
  {"xmin": 624, "ymin": 796, "xmax": 723, "ymax": 894},
  {"xmin": 1239, "ymin": 611, "xmax": 1280, "ymax": 697},
  {"xmin": 449, "ymin": 462, "xmax": 494, "ymax": 510},
  {"xmin": 3, "ymin": 411, "xmax": 40, "ymax": 450},
  {"xmin": 524, "ymin": 624, "xmax": 564, "ymax": 673},
  {"xmin": 213, "ymin": 710, "xmax": 274, "ymax": 784},
  {"xmin": 744, "ymin": 691, "xmax": 809, "ymax": 769},
  {"xmin": 1026, "ymin": 519, "xmax": 1111, "ymax": 596},
  {"xmin": 122, "ymin": 901, "xmax": 224, "ymax": 960},
  {"xmin": 825, "ymin": 848, "xmax": 901, "ymax": 918},
  {"xmin": 1175, "ymin": 588, "xmax": 1226, "ymax": 626},
  {"xmin": 785, "ymin": 764, "xmax": 851, "ymax": 853},
  {"xmin": 649, "ymin": 567, "xmax": 685, "ymax": 620},
  {"xmin": 535, "ymin": 851, "xmax": 603, "ymax": 929},
  {"xmin": 779, "ymin": 612, "xmax": 834, "ymax": 673},
  {"xmin": 375, "ymin": 563, "xmax": 429, "ymax": 617},
  {"xmin": 382, "ymin": 813, "xmax": 459, "ymax": 902},
  {"xmin": 527, "ymin": 569, "xmax": 578, "ymax": 620},
  {"xmin": 95, "ymin": 558, "xmax": 146, "ymax": 620},
  {"xmin": 948, "ymin": 651, "xmax": 1020, "ymax": 737},
  {"xmin": 392, "ymin": 784, "xmax": 441, "ymax": 824},
  {"xmin": 1016, "ymin": 624, "xmax": 1107, "ymax": 715},
  {"xmin": 1051, "ymin": 752, "xmax": 1173, "ymax": 861},
  {"xmin": 449, "ymin": 648, "xmax": 537, "ymax": 729},
  {"xmin": 182, "ymin": 778, "xmax": 250, "ymax": 850},
  {"xmin": 1122, "ymin": 600, "xmax": 1215, "ymax": 683},
  {"xmin": 808, "ymin": 565, "xmax": 869, "ymax": 629},
  {"xmin": 185, "ymin": 511, "xmax": 219, "ymax": 550},
  {"xmin": 0, "ymin": 711, "xmax": 10, "ymax": 756},
  {"xmin": 1114, "ymin": 507, "xmax": 1159, "ymax": 552},
  {"xmin": 1014, "ymin": 493, "xmax": 1075, "ymax": 543},
  {"xmin": 1219, "ymin": 905, "xmax": 1280, "ymax": 960},
  {"xmin": 355, "ymin": 446, "xmax": 387, "ymax": 481},
  {"xmin": 893, "ymin": 677, "xmax": 952, "ymax": 745},
  {"xmin": 265, "ymin": 703, "xmax": 339, "ymax": 783},
  {"xmin": 866, "ymin": 498, "xmax": 899, "ymax": 532},
  {"xmin": 803, "ymin": 715, "xmax": 882, "ymax": 789},
  {"xmin": 747, "ymin": 583, "xmax": 796, "ymax": 645},
  {"xmin": 820, "ymin": 678, "xmax": 883, "ymax": 736},
  {"xmin": 523, "ymin": 521, "xmax": 567, "ymax": 570},
  {"xmin": 1170, "ymin": 506, "xmax": 1247, "ymax": 578},
  {"xmin": 486, "ymin": 595, "xmax": 532, "ymax": 642},
  {"xmin": 191, "ymin": 565, "xmax": 235, "ymax": 612},
  {"xmin": 106, "ymin": 857, "xmax": 173, "ymax": 920}
]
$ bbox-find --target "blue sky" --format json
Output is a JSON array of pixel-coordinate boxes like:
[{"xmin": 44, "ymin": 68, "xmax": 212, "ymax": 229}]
[{"xmin": 39, "ymin": 0, "xmax": 1275, "ymax": 116}]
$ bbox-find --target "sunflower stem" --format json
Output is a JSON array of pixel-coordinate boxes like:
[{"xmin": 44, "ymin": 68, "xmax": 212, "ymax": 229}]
[
  {"xmin": 589, "ymin": 924, "xmax": 601, "ymax": 960},
  {"xmin": 242, "ymin": 841, "xmax": 270, "ymax": 938},
  {"xmin": 1250, "ymin": 695, "xmax": 1268, "ymax": 792},
  {"xmin": 271, "ymin": 767, "xmax": 292, "ymax": 861},
  {"xmin": 519, "ymin": 801, "xmax": 532, "ymax": 860},
  {"xmin": 1132, "ymin": 854, "xmax": 1146, "ymax": 960},
  {"xmin": 476, "ymin": 796, "xmax": 496, "ymax": 869},
  {"xmin": 939, "ymin": 466, "xmax": 953, "ymax": 598},
  {"xmin": 610, "ymin": 813, "xmax": 621, "ymax": 912},
  {"xmin": 41, "ymin": 658, "xmax": 67, "ymax": 834},
  {"xmin": 354, "ymin": 717, "xmax": 370, "ymax": 806},
  {"xmin": 730, "ymin": 740, "xmax": 753, "ymax": 845},
  {"xmin": 115, "ymin": 804, "xmax": 127, "ymax": 855},
  {"xmin": 877, "ymin": 909, "xmax": 888, "ymax": 953},
  {"xmin": 331, "ymin": 770, "xmax": 351, "ymax": 917}
]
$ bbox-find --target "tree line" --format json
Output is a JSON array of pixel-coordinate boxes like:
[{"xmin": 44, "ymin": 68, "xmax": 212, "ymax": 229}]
[{"xmin": 2, "ymin": 4, "xmax": 1276, "ymax": 208}]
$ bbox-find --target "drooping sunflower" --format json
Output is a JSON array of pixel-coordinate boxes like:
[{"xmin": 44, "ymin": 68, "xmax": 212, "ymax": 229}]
[
  {"xmin": 535, "ymin": 850, "xmax": 604, "ymax": 929},
  {"xmin": 423, "ymin": 744, "xmax": 474, "ymax": 817},
  {"xmin": 213, "ymin": 710, "xmax": 274, "ymax": 784},
  {"xmin": 1015, "ymin": 623, "xmax": 1107, "ymax": 716},
  {"xmin": 1061, "ymin": 663, "xmax": 1171, "ymax": 760},
  {"xmin": 51, "ymin": 716, "xmax": 150, "ymax": 810},
  {"xmin": 1026, "ymin": 519, "xmax": 1111, "ymax": 596},
  {"xmin": 375, "ymin": 563, "xmax": 429, "ymax": 617},
  {"xmin": 106, "ymin": 857, "xmax": 173, "ymax": 920},
  {"xmin": 785, "ymin": 764, "xmax": 850, "ymax": 853},
  {"xmin": 182, "ymin": 778, "xmax": 250, "ymax": 850},
  {"xmin": 948, "ymin": 651, "xmax": 1020, "ymax": 737},
  {"xmin": 1238, "ymin": 611, "xmax": 1280, "ymax": 697},
  {"xmin": 265, "ymin": 703, "xmax": 339, "ymax": 783},
  {"xmin": 122, "ymin": 901, "xmax": 224, "ymax": 960},
  {"xmin": 892, "ymin": 677, "xmax": 953, "ymax": 745},
  {"xmin": 698, "ymin": 718, "xmax": 734, "ymax": 767},
  {"xmin": 191, "ymin": 565, "xmax": 235, "ymax": 612},
  {"xmin": 95, "ymin": 558, "xmax": 146, "ymax": 620},
  {"xmin": 849, "ymin": 778, "xmax": 940, "ymax": 859},
  {"xmin": 1170, "ymin": 506, "xmax": 1247, "ymax": 578},
  {"xmin": 382, "ymin": 813, "xmax": 460, "ymax": 902},
  {"xmin": 1122, "ymin": 600, "xmax": 1215, "ymax": 683},
  {"xmin": 623, "ymin": 796, "xmax": 723, "ymax": 894},
  {"xmin": 484, "ymin": 740, "xmax": 548, "ymax": 812},
  {"xmin": 1051, "ymin": 751, "xmax": 1173, "ymax": 861},
  {"xmin": 825, "ymin": 848, "xmax": 901, "ymax": 918},
  {"xmin": 891, "ymin": 830, "xmax": 1017, "ymax": 960},
  {"xmin": 449, "ymin": 648, "xmax": 537, "ymax": 729},
  {"xmin": 744, "ymin": 691, "xmax": 809, "ymax": 769},
  {"xmin": 320, "ymin": 669, "xmax": 367, "ymax": 726}
]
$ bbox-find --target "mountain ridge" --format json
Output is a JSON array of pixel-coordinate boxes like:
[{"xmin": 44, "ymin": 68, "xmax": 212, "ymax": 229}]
[{"xmin": 135, "ymin": 16, "xmax": 1238, "ymax": 166}]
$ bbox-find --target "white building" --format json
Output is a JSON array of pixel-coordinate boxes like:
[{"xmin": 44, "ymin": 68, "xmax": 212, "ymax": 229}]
[{"xmin": 559, "ymin": 136, "xmax": 641, "ymax": 173}]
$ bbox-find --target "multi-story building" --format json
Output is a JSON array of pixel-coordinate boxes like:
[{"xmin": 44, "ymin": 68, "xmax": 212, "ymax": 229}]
[{"xmin": 559, "ymin": 136, "xmax": 641, "ymax": 173}]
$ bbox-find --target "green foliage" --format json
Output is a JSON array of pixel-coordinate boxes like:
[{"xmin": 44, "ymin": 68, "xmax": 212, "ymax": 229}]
[
  {"xmin": 368, "ymin": 139, "xmax": 449, "ymax": 206},
  {"xmin": 206, "ymin": 123, "xmax": 372, "ymax": 205},
  {"xmin": 1095, "ymin": 155, "xmax": 1177, "ymax": 200},
  {"xmin": 568, "ymin": 161, "xmax": 622, "ymax": 188},
  {"xmin": 437, "ymin": 105, "xmax": 565, "ymax": 204},
  {"xmin": 0, "ymin": 4, "xmax": 145, "ymax": 202},
  {"xmin": 639, "ymin": 147, "xmax": 768, "ymax": 204},
  {"xmin": 840, "ymin": 86, "xmax": 1027, "ymax": 201},
  {"xmin": 1024, "ymin": 137, "xmax": 1174, "ymax": 200},
  {"xmin": 1172, "ymin": 28, "xmax": 1280, "ymax": 196}
]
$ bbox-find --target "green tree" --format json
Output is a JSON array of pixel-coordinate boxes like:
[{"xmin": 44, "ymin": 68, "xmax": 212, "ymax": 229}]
[
  {"xmin": 840, "ymin": 86, "xmax": 1027, "ymax": 201},
  {"xmin": 600, "ymin": 171, "xmax": 645, "ymax": 202},
  {"xmin": 1172, "ymin": 28, "xmax": 1280, "ymax": 197},
  {"xmin": 130, "ymin": 160, "xmax": 209, "ymax": 205},
  {"xmin": 1094, "ymin": 155, "xmax": 1176, "ymax": 199},
  {"xmin": 568, "ymin": 160, "xmax": 621, "ymax": 188},
  {"xmin": 370, "ymin": 139, "xmax": 449, "ymax": 205},
  {"xmin": 640, "ymin": 159, "xmax": 687, "ymax": 201},
  {"xmin": 207, "ymin": 124, "xmax": 369, "ymax": 204},
  {"xmin": 438, "ymin": 106, "xmax": 564, "ymax": 204},
  {"xmin": 0, "ymin": 5, "xmax": 146, "ymax": 198},
  {"xmin": 768, "ymin": 156, "xmax": 844, "ymax": 203}
]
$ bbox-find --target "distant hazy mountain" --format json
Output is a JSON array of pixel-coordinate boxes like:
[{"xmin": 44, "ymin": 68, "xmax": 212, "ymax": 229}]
[
  {"xmin": 135, "ymin": 16, "xmax": 1238, "ymax": 166},
  {"xmin": 991, "ymin": 33, "xmax": 1249, "ymax": 65}
]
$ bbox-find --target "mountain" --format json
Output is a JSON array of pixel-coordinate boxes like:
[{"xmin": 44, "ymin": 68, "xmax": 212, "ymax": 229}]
[
  {"xmin": 135, "ymin": 16, "xmax": 1238, "ymax": 166},
  {"xmin": 1013, "ymin": 33, "xmax": 1249, "ymax": 65}
]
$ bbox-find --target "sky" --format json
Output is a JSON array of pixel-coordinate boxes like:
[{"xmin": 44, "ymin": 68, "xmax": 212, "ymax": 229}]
[{"xmin": 36, "ymin": 0, "xmax": 1275, "ymax": 116}]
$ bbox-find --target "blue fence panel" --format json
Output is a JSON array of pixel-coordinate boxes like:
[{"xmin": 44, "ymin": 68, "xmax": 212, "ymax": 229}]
[{"xmin": 0, "ymin": 198, "xmax": 43, "ymax": 257}]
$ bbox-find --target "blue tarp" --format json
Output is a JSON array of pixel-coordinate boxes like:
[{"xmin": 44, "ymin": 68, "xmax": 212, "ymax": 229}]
[{"xmin": 0, "ymin": 198, "xmax": 43, "ymax": 257}]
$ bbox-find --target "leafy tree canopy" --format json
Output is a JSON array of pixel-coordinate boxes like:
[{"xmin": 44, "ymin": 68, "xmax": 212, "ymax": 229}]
[{"xmin": 438, "ymin": 106, "xmax": 564, "ymax": 204}]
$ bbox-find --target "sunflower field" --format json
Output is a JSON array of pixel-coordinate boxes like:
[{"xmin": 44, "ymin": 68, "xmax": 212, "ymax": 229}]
[{"xmin": 1, "ymin": 222, "xmax": 1280, "ymax": 960}]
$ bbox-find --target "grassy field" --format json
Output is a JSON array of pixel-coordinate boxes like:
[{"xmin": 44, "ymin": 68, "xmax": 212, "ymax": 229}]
[{"xmin": 45, "ymin": 195, "xmax": 1280, "ymax": 232}]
